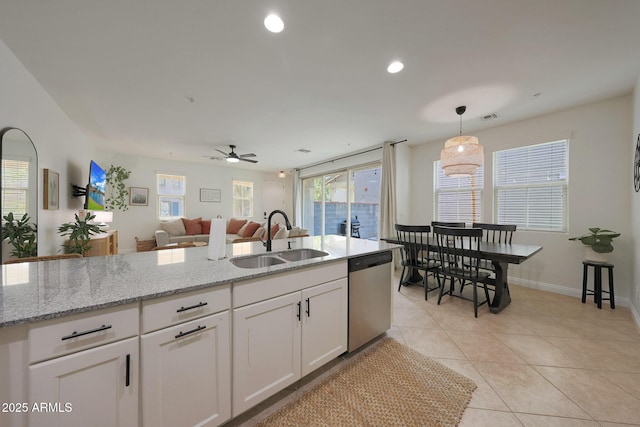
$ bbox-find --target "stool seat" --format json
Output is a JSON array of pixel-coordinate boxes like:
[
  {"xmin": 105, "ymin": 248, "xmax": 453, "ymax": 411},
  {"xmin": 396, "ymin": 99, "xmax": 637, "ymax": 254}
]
[{"xmin": 582, "ymin": 260, "xmax": 615, "ymax": 309}]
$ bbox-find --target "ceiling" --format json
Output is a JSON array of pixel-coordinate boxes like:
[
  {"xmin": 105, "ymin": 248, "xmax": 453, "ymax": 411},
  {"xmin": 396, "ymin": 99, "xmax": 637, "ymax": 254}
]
[{"xmin": 1, "ymin": 0, "xmax": 640, "ymax": 172}]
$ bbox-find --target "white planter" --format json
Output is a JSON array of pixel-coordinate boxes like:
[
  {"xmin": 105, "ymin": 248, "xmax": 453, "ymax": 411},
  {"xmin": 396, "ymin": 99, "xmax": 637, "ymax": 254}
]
[{"xmin": 584, "ymin": 246, "xmax": 609, "ymax": 263}]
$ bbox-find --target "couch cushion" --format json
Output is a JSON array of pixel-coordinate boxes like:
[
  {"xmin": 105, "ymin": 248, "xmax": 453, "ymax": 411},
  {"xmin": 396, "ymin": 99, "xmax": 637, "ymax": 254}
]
[
  {"xmin": 237, "ymin": 221, "xmax": 249, "ymax": 237},
  {"xmin": 274, "ymin": 226, "xmax": 289, "ymax": 239},
  {"xmin": 242, "ymin": 221, "xmax": 261, "ymax": 238},
  {"xmin": 268, "ymin": 223, "xmax": 279, "ymax": 239},
  {"xmin": 201, "ymin": 220, "xmax": 211, "ymax": 235},
  {"xmin": 160, "ymin": 219, "xmax": 186, "ymax": 237},
  {"xmin": 227, "ymin": 218, "xmax": 247, "ymax": 234},
  {"xmin": 182, "ymin": 217, "xmax": 203, "ymax": 235},
  {"xmin": 253, "ymin": 226, "xmax": 265, "ymax": 238}
]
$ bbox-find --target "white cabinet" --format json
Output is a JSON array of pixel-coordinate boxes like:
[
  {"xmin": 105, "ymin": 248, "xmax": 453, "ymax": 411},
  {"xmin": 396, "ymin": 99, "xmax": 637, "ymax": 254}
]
[
  {"xmin": 29, "ymin": 337, "xmax": 138, "ymax": 427},
  {"xmin": 27, "ymin": 304, "xmax": 139, "ymax": 427},
  {"xmin": 233, "ymin": 277, "xmax": 347, "ymax": 416},
  {"xmin": 141, "ymin": 285, "xmax": 231, "ymax": 427}
]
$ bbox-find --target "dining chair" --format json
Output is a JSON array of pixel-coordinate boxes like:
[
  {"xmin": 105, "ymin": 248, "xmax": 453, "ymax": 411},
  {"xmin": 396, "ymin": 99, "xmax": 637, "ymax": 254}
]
[
  {"xmin": 433, "ymin": 226, "xmax": 492, "ymax": 317},
  {"xmin": 395, "ymin": 224, "xmax": 441, "ymax": 300},
  {"xmin": 470, "ymin": 223, "xmax": 517, "ymax": 277}
]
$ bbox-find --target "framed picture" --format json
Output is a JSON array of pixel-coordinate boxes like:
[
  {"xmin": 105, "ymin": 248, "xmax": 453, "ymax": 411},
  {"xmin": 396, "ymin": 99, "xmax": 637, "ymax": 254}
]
[
  {"xmin": 129, "ymin": 187, "xmax": 149, "ymax": 206},
  {"xmin": 43, "ymin": 169, "xmax": 59, "ymax": 210},
  {"xmin": 200, "ymin": 188, "xmax": 221, "ymax": 203}
]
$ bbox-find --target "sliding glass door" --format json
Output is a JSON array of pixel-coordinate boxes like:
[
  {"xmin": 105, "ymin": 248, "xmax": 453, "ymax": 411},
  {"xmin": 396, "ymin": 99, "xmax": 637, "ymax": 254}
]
[{"xmin": 301, "ymin": 163, "xmax": 381, "ymax": 239}]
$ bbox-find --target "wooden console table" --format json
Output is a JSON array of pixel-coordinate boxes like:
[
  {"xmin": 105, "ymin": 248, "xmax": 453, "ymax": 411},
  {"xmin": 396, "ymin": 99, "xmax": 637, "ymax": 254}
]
[{"xmin": 85, "ymin": 230, "xmax": 118, "ymax": 257}]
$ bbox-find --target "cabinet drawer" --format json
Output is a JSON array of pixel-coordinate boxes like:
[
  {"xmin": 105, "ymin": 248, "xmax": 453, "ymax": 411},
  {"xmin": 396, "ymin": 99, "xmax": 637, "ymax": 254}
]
[
  {"xmin": 142, "ymin": 285, "xmax": 230, "ymax": 334},
  {"xmin": 29, "ymin": 303, "xmax": 139, "ymax": 364}
]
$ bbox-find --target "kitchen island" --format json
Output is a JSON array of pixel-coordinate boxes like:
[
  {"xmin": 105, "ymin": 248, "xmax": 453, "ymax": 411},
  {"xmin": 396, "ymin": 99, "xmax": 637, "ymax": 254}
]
[{"xmin": 0, "ymin": 235, "xmax": 398, "ymax": 427}]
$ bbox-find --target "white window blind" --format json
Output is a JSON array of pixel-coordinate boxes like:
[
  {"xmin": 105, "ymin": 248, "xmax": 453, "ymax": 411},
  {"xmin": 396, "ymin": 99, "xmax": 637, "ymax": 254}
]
[
  {"xmin": 157, "ymin": 173, "xmax": 185, "ymax": 219},
  {"xmin": 1, "ymin": 159, "xmax": 30, "ymax": 217},
  {"xmin": 434, "ymin": 161, "xmax": 483, "ymax": 224},
  {"xmin": 233, "ymin": 181, "xmax": 253, "ymax": 218},
  {"xmin": 493, "ymin": 140, "xmax": 568, "ymax": 231}
]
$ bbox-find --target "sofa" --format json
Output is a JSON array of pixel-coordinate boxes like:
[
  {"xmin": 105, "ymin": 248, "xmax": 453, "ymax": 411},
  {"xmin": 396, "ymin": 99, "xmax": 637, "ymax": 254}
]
[{"xmin": 154, "ymin": 217, "xmax": 308, "ymax": 247}]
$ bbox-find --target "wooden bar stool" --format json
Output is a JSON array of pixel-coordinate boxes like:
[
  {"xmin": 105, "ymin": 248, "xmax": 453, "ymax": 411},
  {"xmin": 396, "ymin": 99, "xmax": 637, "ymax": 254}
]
[{"xmin": 582, "ymin": 261, "xmax": 615, "ymax": 309}]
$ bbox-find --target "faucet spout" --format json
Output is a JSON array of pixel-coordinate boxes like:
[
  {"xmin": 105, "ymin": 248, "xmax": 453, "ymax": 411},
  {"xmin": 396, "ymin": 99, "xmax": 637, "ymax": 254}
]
[{"xmin": 266, "ymin": 210, "xmax": 292, "ymax": 252}]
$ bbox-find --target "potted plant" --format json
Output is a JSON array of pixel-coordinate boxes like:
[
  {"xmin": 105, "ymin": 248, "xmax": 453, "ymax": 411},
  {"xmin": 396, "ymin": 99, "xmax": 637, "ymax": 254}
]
[
  {"xmin": 58, "ymin": 212, "xmax": 104, "ymax": 255},
  {"xmin": 569, "ymin": 227, "xmax": 620, "ymax": 262},
  {"xmin": 1, "ymin": 212, "xmax": 37, "ymax": 258},
  {"xmin": 105, "ymin": 165, "xmax": 131, "ymax": 211}
]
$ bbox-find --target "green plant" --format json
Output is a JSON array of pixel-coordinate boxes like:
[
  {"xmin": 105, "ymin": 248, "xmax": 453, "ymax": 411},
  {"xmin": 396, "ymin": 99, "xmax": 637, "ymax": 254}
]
[
  {"xmin": 58, "ymin": 212, "xmax": 104, "ymax": 255},
  {"xmin": 105, "ymin": 165, "xmax": 131, "ymax": 211},
  {"xmin": 1, "ymin": 212, "xmax": 37, "ymax": 258},
  {"xmin": 569, "ymin": 227, "xmax": 620, "ymax": 253}
]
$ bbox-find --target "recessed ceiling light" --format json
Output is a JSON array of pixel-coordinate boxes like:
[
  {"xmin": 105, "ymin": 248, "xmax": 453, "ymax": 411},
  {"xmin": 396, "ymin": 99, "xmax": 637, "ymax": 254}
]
[
  {"xmin": 264, "ymin": 14, "xmax": 284, "ymax": 33},
  {"xmin": 387, "ymin": 61, "xmax": 404, "ymax": 73}
]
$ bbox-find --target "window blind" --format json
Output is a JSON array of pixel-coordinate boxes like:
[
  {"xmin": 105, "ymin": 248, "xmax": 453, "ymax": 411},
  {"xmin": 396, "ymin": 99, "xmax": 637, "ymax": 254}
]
[
  {"xmin": 1, "ymin": 159, "xmax": 30, "ymax": 217},
  {"xmin": 434, "ymin": 161, "xmax": 483, "ymax": 224},
  {"xmin": 157, "ymin": 173, "xmax": 186, "ymax": 219},
  {"xmin": 493, "ymin": 140, "xmax": 568, "ymax": 231}
]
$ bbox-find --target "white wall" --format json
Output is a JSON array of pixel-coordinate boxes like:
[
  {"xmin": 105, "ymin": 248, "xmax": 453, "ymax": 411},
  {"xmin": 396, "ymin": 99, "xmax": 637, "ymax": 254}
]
[
  {"xmin": 0, "ymin": 38, "xmax": 98, "ymax": 256},
  {"xmin": 408, "ymin": 95, "xmax": 633, "ymax": 303},
  {"xmin": 631, "ymin": 76, "xmax": 640, "ymax": 320}
]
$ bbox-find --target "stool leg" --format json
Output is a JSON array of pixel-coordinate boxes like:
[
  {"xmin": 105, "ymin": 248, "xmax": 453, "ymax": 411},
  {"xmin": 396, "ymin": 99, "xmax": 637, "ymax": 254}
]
[
  {"xmin": 581, "ymin": 263, "xmax": 588, "ymax": 304},
  {"xmin": 608, "ymin": 267, "xmax": 615, "ymax": 309},
  {"xmin": 595, "ymin": 266, "xmax": 602, "ymax": 309}
]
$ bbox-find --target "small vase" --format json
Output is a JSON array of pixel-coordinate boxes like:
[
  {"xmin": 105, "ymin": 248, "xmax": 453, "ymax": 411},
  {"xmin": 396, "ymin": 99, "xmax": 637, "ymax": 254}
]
[{"xmin": 584, "ymin": 246, "xmax": 608, "ymax": 263}]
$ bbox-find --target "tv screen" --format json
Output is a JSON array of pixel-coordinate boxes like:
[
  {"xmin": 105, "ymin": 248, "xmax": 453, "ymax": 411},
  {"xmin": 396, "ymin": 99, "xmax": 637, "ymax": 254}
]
[{"xmin": 86, "ymin": 160, "xmax": 106, "ymax": 210}]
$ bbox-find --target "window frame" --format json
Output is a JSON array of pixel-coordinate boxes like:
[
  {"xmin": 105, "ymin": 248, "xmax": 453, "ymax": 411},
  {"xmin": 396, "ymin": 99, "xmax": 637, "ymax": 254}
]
[
  {"xmin": 492, "ymin": 139, "xmax": 568, "ymax": 232},
  {"xmin": 232, "ymin": 180, "xmax": 254, "ymax": 218},
  {"xmin": 433, "ymin": 160, "xmax": 483, "ymax": 225},
  {"xmin": 1, "ymin": 158, "xmax": 30, "ymax": 218},
  {"xmin": 156, "ymin": 173, "xmax": 186, "ymax": 220}
]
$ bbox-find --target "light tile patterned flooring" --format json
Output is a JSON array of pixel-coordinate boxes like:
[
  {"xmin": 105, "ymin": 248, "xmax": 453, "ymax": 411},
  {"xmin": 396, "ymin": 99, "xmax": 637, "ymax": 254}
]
[{"xmin": 228, "ymin": 271, "xmax": 640, "ymax": 426}]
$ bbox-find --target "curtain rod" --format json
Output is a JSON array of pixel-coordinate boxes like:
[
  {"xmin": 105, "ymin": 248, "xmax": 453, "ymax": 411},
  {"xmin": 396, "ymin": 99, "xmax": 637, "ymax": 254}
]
[{"xmin": 295, "ymin": 139, "xmax": 406, "ymax": 171}]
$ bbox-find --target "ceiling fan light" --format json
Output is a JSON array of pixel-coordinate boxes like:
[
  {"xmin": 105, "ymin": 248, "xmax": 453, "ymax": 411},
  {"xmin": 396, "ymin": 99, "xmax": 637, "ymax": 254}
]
[
  {"xmin": 226, "ymin": 157, "xmax": 240, "ymax": 163},
  {"xmin": 264, "ymin": 14, "xmax": 284, "ymax": 33}
]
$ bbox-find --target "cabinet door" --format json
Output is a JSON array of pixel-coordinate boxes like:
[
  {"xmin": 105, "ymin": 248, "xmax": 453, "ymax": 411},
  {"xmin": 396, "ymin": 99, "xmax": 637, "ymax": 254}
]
[
  {"xmin": 301, "ymin": 278, "xmax": 348, "ymax": 376},
  {"xmin": 29, "ymin": 337, "xmax": 138, "ymax": 427},
  {"xmin": 233, "ymin": 292, "xmax": 301, "ymax": 416},
  {"xmin": 141, "ymin": 312, "xmax": 231, "ymax": 427}
]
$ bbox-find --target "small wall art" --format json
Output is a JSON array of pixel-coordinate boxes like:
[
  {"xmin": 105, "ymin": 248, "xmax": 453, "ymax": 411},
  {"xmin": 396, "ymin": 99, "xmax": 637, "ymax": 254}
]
[
  {"xmin": 129, "ymin": 187, "xmax": 149, "ymax": 206},
  {"xmin": 43, "ymin": 168, "xmax": 59, "ymax": 210},
  {"xmin": 200, "ymin": 188, "xmax": 221, "ymax": 203}
]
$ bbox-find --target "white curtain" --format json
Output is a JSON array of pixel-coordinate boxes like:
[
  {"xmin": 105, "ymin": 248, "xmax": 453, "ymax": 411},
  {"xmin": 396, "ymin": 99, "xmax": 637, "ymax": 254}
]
[
  {"xmin": 379, "ymin": 141, "xmax": 398, "ymax": 267},
  {"xmin": 292, "ymin": 169, "xmax": 302, "ymax": 226}
]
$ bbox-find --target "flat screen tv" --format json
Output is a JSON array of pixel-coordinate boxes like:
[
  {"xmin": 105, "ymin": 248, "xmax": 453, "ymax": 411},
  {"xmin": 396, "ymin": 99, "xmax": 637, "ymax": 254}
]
[{"xmin": 85, "ymin": 160, "xmax": 106, "ymax": 210}]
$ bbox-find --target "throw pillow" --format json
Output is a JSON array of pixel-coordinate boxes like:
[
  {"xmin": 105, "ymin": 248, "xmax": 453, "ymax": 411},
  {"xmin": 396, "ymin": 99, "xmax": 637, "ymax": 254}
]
[
  {"xmin": 227, "ymin": 218, "xmax": 247, "ymax": 234},
  {"xmin": 182, "ymin": 217, "xmax": 203, "ymax": 235},
  {"xmin": 269, "ymin": 223, "xmax": 280, "ymax": 239},
  {"xmin": 237, "ymin": 222, "xmax": 249, "ymax": 237},
  {"xmin": 274, "ymin": 226, "xmax": 289, "ymax": 239},
  {"xmin": 253, "ymin": 226, "xmax": 265, "ymax": 238},
  {"xmin": 288, "ymin": 226, "xmax": 301, "ymax": 237},
  {"xmin": 242, "ymin": 221, "xmax": 261, "ymax": 238},
  {"xmin": 160, "ymin": 219, "xmax": 186, "ymax": 236},
  {"xmin": 201, "ymin": 220, "xmax": 211, "ymax": 235}
]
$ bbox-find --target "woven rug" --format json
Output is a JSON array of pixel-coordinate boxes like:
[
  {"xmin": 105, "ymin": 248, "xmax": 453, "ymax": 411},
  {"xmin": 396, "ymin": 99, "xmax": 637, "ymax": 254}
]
[{"xmin": 255, "ymin": 338, "xmax": 476, "ymax": 427}]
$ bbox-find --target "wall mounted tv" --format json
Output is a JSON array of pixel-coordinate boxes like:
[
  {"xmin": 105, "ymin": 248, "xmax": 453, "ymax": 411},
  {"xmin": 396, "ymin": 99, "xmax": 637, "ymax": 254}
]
[{"xmin": 85, "ymin": 160, "xmax": 106, "ymax": 210}]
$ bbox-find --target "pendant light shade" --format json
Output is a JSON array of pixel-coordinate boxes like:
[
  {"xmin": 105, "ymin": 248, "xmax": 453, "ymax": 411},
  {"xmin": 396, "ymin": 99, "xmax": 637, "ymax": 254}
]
[{"xmin": 440, "ymin": 106, "xmax": 484, "ymax": 177}]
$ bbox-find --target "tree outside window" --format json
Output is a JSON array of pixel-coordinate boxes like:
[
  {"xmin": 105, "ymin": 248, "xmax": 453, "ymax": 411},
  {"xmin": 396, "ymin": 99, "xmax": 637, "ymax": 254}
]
[{"xmin": 233, "ymin": 181, "xmax": 253, "ymax": 218}]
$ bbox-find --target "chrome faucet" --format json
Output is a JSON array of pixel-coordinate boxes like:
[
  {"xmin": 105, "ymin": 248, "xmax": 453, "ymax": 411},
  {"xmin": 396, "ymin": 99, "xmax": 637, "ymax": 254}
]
[{"xmin": 264, "ymin": 210, "xmax": 292, "ymax": 252}]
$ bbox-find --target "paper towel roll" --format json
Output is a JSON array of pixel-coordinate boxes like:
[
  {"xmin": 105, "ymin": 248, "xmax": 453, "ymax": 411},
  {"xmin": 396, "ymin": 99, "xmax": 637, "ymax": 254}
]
[{"xmin": 207, "ymin": 218, "xmax": 226, "ymax": 260}]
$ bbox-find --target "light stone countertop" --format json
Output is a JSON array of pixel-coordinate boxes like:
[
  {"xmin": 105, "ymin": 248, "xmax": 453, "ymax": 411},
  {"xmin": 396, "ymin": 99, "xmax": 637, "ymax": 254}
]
[{"xmin": 0, "ymin": 235, "xmax": 399, "ymax": 327}]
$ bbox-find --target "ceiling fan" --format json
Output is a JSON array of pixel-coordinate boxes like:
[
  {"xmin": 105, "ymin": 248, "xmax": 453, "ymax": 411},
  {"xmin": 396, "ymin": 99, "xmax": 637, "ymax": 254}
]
[{"xmin": 205, "ymin": 145, "xmax": 258, "ymax": 163}]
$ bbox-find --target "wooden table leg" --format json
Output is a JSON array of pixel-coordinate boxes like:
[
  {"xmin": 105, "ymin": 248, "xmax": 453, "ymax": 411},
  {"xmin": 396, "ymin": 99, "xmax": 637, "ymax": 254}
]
[{"xmin": 489, "ymin": 260, "xmax": 512, "ymax": 314}]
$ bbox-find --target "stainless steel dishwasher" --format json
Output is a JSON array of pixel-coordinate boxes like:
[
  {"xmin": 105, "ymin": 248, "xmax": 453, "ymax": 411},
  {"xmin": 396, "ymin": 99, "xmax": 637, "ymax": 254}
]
[{"xmin": 348, "ymin": 250, "xmax": 393, "ymax": 352}]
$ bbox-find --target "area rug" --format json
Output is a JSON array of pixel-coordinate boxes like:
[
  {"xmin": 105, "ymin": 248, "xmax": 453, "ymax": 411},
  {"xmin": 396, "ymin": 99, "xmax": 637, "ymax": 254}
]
[{"xmin": 255, "ymin": 338, "xmax": 476, "ymax": 427}]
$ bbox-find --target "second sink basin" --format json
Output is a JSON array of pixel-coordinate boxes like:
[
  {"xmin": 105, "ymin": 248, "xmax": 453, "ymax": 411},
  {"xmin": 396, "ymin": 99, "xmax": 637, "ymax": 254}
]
[
  {"xmin": 230, "ymin": 255, "xmax": 286, "ymax": 269},
  {"xmin": 276, "ymin": 248, "xmax": 329, "ymax": 261}
]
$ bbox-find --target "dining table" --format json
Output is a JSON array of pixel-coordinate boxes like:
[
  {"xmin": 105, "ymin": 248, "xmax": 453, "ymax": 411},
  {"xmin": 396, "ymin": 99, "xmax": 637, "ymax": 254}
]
[{"xmin": 381, "ymin": 236, "xmax": 543, "ymax": 313}]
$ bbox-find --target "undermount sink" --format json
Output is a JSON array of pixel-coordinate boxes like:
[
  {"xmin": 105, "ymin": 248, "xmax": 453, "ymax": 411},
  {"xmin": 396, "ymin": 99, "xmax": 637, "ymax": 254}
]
[
  {"xmin": 276, "ymin": 249, "xmax": 329, "ymax": 262},
  {"xmin": 229, "ymin": 248, "xmax": 330, "ymax": 268},
  {"xmin": 229, "ymin": 255, "xmax": 286, "ymax": 269}
]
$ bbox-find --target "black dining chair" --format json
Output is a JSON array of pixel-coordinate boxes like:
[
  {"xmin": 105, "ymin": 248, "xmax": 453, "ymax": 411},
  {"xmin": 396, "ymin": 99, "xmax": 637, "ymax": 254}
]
[
  {"xmin": 433, "ymin": 226, "xmax": 492, "ymax": 317},
  {"xmin": 470, "ymin": 223, "xmax": 517, "ymax": 276},
  {"xmin": 395, "ymin": 224, "xmax": 441, "ymax": 300}
]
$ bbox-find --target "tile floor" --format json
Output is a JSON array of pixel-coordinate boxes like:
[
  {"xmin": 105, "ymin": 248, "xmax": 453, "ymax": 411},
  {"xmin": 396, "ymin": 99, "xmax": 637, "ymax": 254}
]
[{"xmin": 227, "ymin": 272, "xmax": 640, "ymax": 426}]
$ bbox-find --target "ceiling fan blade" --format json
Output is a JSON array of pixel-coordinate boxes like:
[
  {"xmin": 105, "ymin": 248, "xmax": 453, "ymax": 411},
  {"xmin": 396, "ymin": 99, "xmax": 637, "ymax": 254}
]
[
  {"xmin": 215, "ymin": 149, "xmax": 229, "ymax": 156},
  {"xmin": 239, "ymin": 153, "xmax": 256, "ymax": 158},
  {"xmin": 239, "ymin": 157, "xmax": 258, "ymax": 163}
]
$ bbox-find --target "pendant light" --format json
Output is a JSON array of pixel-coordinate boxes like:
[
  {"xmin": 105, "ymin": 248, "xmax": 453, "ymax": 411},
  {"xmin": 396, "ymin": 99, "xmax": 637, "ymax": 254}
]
[{"xmin": 440, "ymin": 105, "xmax": 484, "ymax": 176}]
